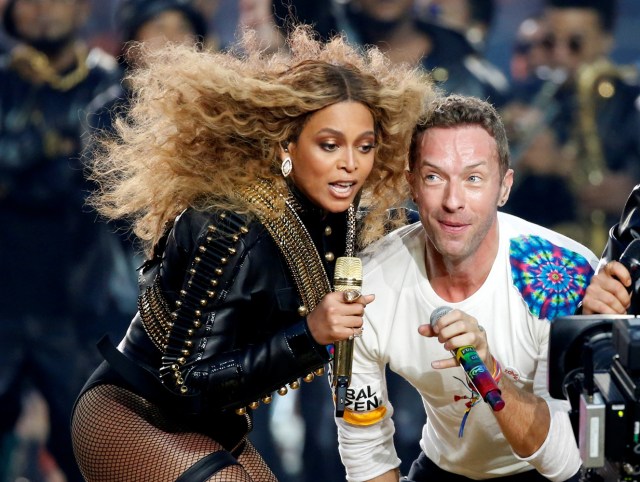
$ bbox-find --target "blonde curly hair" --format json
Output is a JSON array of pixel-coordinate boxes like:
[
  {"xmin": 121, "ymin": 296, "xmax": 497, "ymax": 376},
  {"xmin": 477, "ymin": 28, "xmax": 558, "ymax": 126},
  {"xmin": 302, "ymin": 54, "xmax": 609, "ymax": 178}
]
[{"xmin": 89, "ymin": 26, "xmax": 435, "ymax": 256}]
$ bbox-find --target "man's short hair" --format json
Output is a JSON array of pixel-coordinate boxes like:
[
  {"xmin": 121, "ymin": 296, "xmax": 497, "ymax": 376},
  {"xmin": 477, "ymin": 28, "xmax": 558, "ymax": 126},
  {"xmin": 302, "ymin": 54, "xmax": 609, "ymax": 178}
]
[{"xmin": 408, "ymin": 95, "xmax": 510, "ymax": 178}]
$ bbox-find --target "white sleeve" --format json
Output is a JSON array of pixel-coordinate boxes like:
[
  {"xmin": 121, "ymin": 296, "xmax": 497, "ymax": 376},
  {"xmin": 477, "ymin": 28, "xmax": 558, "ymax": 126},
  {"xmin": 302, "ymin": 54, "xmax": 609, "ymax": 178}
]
[
  {"xmin": 334, "ymin": 333, "xmax": 400, "ymax": 481},
  {"xmin": 513, "ymin": 352, "xmax": 581, "ymax": 481}
]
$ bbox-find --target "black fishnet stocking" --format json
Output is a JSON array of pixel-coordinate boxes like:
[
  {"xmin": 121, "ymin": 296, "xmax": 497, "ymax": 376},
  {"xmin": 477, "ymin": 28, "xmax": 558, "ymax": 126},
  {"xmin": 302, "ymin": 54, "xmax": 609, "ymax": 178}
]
[{"xmin": 72, "ymin": 385, "xmax": 277, "ymax": 481}]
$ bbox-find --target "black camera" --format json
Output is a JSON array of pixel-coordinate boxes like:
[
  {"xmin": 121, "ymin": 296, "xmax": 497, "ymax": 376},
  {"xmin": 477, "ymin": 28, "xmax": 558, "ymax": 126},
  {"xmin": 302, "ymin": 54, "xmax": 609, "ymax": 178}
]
[{"xmin": 548, "ymin": 315, "xmax": 640, "ymax": 481}]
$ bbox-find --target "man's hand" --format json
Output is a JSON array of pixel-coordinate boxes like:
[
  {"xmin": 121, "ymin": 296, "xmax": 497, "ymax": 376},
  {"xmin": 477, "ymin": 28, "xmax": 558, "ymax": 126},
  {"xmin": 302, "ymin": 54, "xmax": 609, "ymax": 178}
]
[
  {"xmin": 582, "ymin": 260, "xmax": 631, "ymax": 315},
  {"xmin": 418, "ymin": 308, "xmax": 493, "ymax": 370}
]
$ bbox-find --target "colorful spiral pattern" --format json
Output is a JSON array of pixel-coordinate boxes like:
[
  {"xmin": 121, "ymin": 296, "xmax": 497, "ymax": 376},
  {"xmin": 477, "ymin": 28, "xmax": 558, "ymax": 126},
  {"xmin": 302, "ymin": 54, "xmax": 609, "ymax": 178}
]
[{"xmin": 510, "ymin": 235, "xmax": 594, "ymax": 320}]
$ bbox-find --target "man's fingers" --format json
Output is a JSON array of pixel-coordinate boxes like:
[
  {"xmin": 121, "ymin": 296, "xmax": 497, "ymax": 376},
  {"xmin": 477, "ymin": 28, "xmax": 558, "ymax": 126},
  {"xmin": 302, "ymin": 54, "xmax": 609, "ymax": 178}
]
[
  {"xmin": 583, "ymin": 285, "xmax": 629, "ymax": 314},
  {"xmin": 431, "ymin": 355, "xmax": 456, "ymax": 370},
  {"xmin": 604, "ymin": 261, "xmax": 632, "ymax": 287}
]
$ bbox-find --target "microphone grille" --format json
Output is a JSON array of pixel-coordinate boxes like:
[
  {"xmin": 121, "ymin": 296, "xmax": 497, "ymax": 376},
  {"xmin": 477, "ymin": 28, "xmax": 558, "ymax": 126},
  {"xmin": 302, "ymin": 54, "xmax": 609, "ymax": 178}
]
[
  {"xmin": 430, "ymin": 306, "xmax": 453, "ymax": 327},
  {"xmin": 334, "ymin": 257, "xmax": 363, "ymax": 286}
]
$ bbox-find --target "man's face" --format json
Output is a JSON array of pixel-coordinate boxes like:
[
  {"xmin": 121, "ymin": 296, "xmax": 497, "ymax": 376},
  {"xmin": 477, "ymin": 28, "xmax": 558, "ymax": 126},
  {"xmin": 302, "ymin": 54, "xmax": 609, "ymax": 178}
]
[
  {"xmin": 406, "ymin": 125, "xmax": 512, "ymax": 265},
  {"xmin": 544, "ymin": 7, "xmax": 613, "ymax": 78},
  {"xmin": 12, "ymin": 0, "xmax": 87, "ymax": 48}
]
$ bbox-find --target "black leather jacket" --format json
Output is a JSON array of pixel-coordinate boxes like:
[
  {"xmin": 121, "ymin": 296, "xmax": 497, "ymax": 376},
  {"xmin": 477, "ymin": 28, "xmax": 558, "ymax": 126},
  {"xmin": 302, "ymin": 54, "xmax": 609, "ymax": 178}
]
[{"xmin": 101, "ymin": 188, "xmax": 349, "ymax": 420}]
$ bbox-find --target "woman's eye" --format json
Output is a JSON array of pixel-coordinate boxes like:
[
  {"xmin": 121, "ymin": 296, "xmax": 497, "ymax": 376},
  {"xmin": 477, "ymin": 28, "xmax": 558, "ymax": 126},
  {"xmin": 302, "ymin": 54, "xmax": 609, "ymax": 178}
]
[
  {"xmin": 321, "ymin": 142, "xmax": 338, "ymax": 151},
  {"xmin": 359, "ymin": 143, "xmax": 376, "ymax": 153}
]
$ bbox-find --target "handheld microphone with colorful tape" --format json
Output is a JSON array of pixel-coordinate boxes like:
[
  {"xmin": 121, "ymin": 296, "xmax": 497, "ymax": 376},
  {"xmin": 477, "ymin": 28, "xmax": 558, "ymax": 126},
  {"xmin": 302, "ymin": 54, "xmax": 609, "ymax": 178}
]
[
  {"xmin": 430, "ymin": 306, "xmax": 505, "ymax": 412},
  {"xmin": 332, "ymin": 256, "xmax": 362, "ymax": 417}
]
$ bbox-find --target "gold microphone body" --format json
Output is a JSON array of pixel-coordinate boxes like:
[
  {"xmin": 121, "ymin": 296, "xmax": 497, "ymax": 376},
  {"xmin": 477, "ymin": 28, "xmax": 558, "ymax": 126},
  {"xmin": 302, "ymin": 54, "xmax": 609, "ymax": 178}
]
[{"xmin": 332, "ymin": 256, "xmax": 362, "ymax": 417}]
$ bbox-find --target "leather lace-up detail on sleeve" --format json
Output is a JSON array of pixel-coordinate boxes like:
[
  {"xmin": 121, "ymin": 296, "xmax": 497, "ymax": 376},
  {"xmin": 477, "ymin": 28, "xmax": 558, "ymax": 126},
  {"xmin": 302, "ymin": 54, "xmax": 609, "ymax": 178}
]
[{"xmin": 159, "ymin": 212, "xmax": 249, "ymax": 395}]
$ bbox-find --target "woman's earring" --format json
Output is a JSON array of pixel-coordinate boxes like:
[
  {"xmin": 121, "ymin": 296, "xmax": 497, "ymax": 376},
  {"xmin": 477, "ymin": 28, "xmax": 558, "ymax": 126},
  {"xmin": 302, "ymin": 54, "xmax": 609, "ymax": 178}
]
[{"xmin": 281, "ymin": 157, "xmax": 292, "ymax": 178}]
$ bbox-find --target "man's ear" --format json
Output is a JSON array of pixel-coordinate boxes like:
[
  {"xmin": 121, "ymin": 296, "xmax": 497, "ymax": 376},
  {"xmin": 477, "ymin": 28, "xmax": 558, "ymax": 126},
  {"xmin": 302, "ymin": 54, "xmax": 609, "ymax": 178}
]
[{"xmin": 498, "ymin": 169, "xmax": 514, "ymax": 207}]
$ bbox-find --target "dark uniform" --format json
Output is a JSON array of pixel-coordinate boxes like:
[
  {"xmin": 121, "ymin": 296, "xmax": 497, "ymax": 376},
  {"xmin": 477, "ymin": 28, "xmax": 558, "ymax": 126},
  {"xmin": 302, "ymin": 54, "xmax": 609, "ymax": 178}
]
[{"xmin": 0, "ymin": 21, "xmax": 125, "ymax": 482}]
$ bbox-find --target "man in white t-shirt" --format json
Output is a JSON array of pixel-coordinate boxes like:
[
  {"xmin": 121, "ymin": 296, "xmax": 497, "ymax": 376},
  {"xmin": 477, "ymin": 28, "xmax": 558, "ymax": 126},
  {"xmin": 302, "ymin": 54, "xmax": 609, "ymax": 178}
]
[{"xmin": 335, "ymin": 95, "xmax": 598, "ymax": 482}]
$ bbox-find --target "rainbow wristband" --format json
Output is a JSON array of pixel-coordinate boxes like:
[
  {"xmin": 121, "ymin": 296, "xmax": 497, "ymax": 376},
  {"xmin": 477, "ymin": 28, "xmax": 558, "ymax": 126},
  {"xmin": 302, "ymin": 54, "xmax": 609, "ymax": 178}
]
[{"xmin": 491, "ymin": 357, "xmax": 503, "ymax": 384}]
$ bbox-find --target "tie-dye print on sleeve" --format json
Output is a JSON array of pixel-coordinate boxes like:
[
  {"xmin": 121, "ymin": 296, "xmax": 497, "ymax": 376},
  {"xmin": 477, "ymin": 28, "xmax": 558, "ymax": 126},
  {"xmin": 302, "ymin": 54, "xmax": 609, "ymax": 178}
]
[{"xmin": 510, "ymin": 235, "xmax": 594, "ymax": 320}]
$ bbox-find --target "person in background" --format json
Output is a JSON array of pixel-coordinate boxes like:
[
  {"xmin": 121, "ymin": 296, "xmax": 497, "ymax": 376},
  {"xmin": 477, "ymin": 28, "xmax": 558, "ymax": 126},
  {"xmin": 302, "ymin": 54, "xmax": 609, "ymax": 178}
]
[
  {"xmin": 0, "ymin": 0, "xmax": 123, "ymax": 480},
  {"xmin": 116, "ymin": 0, "xmax": 209, "ymax": 65},
  {"xmin": 70, "ymin": 25, "xmax": 433, "ymax": 481},
  {"xmin": 330, "ymin": 0, "xmax": 510, "ymax": 106},
  {"xmin": 85, "ymin": 0, "xmax": 211, "ymax": 298},
  {"xmin": 415, "ymin": 0, "xmax": 496, "ymax": 53},
  {"xmin": 503, "ymin": 0, "xmax": 640, "ymax": 255},
  {"xmin": 88, "ymin": 0, "xmax": 209, "ymax": 129},
  {"xmin": 508, "ymin": 13, "xmax": 553, "ymax": 94},
  {"xmin": 336, "ymin": 95, "xmax": 597, "ymax": 482},
  {"xmin": 240, "ymin": 0, "xmax": 509, "ymax": 104}
]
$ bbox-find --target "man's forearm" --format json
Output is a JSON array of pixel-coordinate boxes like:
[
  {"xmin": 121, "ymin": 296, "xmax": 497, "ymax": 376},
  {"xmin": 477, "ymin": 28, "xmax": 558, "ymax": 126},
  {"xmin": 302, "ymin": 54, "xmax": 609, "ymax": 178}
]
[{"xmin": 493, "ymin": 376, "xmax": 550, "ymax": 457}]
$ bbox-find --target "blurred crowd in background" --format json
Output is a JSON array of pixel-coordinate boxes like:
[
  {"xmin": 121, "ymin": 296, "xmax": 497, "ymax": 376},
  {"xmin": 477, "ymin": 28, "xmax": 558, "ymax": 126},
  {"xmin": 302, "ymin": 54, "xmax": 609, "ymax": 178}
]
[{"xmin": 1, "ymin": 0, "xmax": 640, "ymax": 481}]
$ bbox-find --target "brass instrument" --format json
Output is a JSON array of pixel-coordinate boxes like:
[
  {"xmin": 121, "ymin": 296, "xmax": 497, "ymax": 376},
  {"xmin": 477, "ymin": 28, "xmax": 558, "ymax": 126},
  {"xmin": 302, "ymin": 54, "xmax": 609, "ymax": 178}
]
[
  {"xmin": 502, "ymin": 58, "xmax": 638, "ymax": 253},
  {"xmin": 563, "ymin": 58, "xmax": 638, "ymax": 253}
]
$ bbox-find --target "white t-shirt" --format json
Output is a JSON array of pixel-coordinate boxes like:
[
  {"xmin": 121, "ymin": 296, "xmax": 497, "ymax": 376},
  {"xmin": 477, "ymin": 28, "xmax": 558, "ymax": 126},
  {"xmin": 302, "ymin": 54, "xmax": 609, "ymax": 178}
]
[{"xmin": 336, "ymin": 213, "xmax": 598, "ymax": 481}]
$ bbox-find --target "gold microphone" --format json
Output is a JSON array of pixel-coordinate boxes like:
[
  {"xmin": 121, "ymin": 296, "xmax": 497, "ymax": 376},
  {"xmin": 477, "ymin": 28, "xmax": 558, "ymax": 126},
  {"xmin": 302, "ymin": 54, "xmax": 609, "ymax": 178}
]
[{"xmin": 332, "ymin": 256, "xmax": 362, "ymax": 417}]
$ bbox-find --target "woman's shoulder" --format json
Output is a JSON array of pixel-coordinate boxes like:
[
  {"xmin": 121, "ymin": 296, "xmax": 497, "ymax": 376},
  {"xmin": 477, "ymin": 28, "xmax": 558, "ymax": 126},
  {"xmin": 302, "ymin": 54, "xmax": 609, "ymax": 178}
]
[{"xmin": 156, "ymin": 207, "xmax": 270, "ymax": 293}]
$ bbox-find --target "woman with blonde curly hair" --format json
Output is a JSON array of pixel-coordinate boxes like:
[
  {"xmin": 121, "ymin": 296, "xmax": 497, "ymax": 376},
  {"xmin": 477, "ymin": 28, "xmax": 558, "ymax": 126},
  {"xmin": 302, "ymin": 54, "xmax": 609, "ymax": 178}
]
[{"xmin": 71, "ymin": 25, "xmax": 434, "ymax": 481}]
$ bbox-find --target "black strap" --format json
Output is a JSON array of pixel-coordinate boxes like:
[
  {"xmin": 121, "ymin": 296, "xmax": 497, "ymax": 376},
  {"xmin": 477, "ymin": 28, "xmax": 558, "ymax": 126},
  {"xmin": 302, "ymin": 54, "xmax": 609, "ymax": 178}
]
[{"xmin": 174, "ymin": 450, "xmax": 240, "ymax": 482}]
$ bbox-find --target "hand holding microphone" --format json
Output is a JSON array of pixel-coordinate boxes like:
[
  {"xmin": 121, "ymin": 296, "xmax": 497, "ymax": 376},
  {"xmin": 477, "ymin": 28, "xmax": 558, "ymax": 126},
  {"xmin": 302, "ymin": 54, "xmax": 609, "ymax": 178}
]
[
  {"xmin": 332, "ymin": 256, "xmax": 363, "ymax": 418},
  {"xmin": 429, "ymin": 306, "xmax": 505, "ymax": 412}
]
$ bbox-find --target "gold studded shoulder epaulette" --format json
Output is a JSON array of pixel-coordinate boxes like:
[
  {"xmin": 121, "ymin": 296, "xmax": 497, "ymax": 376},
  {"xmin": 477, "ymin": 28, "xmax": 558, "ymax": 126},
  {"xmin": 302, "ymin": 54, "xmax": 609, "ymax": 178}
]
[
  {"xmin": 241, "ymin": 179, "xmax": 354, "ymax": 313},
  {"xmin": 157, "ymin": 211, "xmax": 250, "ymax": 394}
]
